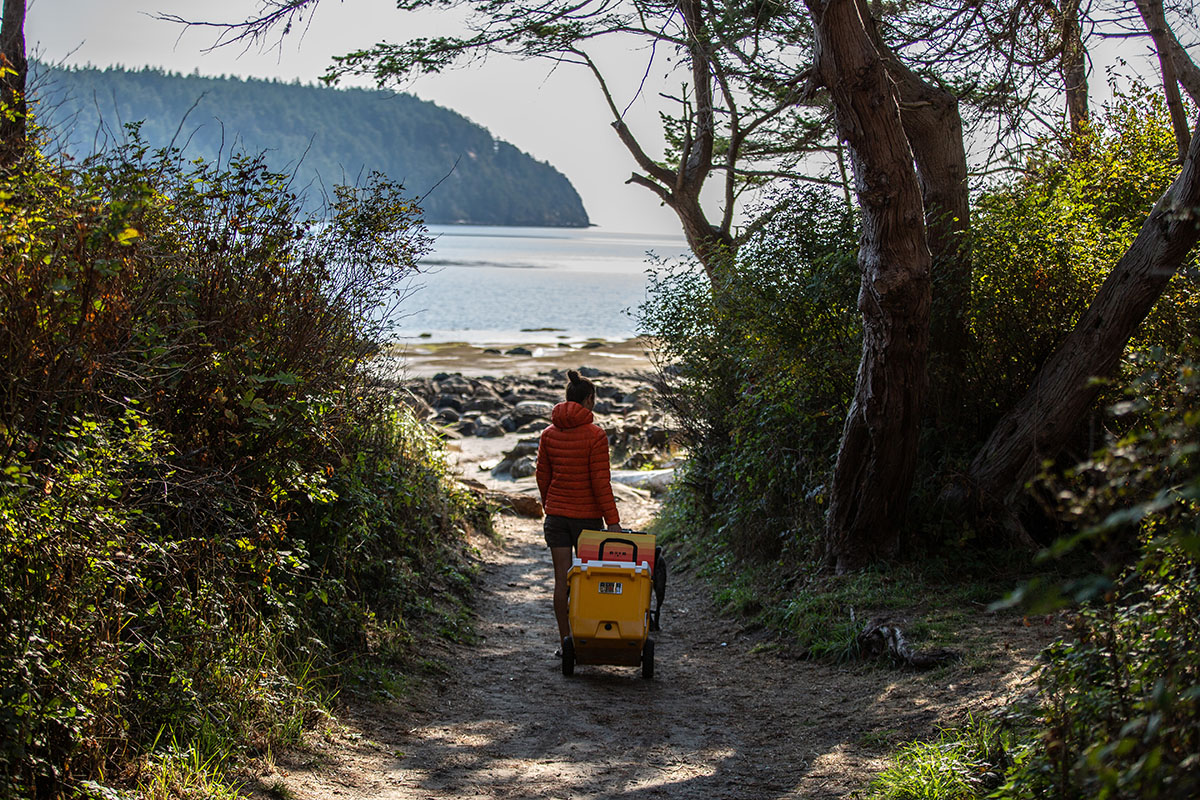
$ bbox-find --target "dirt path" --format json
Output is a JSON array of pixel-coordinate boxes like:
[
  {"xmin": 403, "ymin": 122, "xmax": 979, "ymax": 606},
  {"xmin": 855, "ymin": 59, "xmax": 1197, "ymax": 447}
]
[{"xmin": 260, "ymin": 497, "xmax": 1060, "ymax": 800}]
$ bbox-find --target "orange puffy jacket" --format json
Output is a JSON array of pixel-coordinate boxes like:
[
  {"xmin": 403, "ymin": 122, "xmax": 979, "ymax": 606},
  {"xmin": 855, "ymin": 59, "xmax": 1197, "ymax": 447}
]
[{"xmin": 536, "ymin": 401, "xmax": 620, "ymax": 526}]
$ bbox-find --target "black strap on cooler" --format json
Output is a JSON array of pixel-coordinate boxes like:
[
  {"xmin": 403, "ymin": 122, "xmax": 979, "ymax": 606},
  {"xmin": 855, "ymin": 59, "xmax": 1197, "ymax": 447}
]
[{"xmin": 598, "ymin": 537, "xmax": 638, "ymax": 564}]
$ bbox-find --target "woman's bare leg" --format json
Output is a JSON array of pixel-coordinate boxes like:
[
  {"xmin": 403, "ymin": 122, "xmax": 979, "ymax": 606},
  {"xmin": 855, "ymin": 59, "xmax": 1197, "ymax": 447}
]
[{"xmin": 551, "ymin": 546, "xmax": 573, "ymax": 642}]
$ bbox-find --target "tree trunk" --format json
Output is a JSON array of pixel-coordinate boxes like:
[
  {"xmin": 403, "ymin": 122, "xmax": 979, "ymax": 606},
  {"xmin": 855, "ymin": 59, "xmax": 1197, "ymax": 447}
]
[
  {"xmin": 1136, "ymin": 0, "xmax": 1200, "ymax": 108},
  {"xmin": 1135, "ymin": 0, "xmax": 1192, "ymax": 160},
  {"xmin": 805, "ymin": 0, "xmax": 932, "ymax": 572},
  {"xmin": 602, "ymin": 0, "xmax": 733, "ymax": 278},
  {"xmin": 0, "ymin": 0, "xmax": 26, "ymax": 167},
  {"xmin": 969, "ymin": 119, "xmax": 1200, "ymax": 508},
  {"xmin": 859, "ymin": 2, "xmax": 971, "ymax": 412},
  {"xmin": 1060, "ymin": 0, "xmax": 1089, "ymax": 135}
]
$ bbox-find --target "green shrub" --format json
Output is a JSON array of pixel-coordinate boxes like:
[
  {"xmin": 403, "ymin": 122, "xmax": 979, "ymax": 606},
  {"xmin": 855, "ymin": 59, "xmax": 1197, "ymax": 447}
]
[
  {"xmin": 1001, "ymin": 556, "xmax": 1200, "ymax": 800},
  {"xmin": 967, "ymin": 90, "xmax": 1198, "ymax": 433},
  {"xmin": 994, "ymin": 358, "xmax": 1200, "ymax": 799},
  {"xmin": 0, "ymin": 133, "xmax": 485, "ymax": 798},
  {"xmin": 639, "ymin": 186, "xmax": 859, "ymax": 561}
]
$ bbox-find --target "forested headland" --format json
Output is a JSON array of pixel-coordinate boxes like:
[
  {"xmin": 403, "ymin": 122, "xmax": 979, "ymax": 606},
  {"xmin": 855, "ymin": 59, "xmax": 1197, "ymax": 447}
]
[{"xmin": 30, "ymin": 62, "xmax": 590, "ymax": 227}]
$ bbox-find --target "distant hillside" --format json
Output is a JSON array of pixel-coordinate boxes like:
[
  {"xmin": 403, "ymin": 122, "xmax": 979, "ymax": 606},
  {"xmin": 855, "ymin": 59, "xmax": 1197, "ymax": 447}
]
[{"xmin": 32, "ymin": 64, "xmax": 590, "ymax": 227}]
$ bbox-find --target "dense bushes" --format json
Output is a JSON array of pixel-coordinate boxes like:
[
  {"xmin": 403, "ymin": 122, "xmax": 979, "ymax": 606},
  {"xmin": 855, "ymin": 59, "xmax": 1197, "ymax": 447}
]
[
  {"xmin": 866, "ymin": 362, "xmax": 1200, "ymax": 799},
  {"xmin": 639, "ymin": 93, "xmax": 1200, "ymax": 797},
  {"xmin": 0, "ymin": 133, "xmax": 485, "ymax": 798},
  {"xmin": 967, "ymin": 92, "xmax": 1199, "ymax": 434},
  {"xmin": 642, "ymin": 92, "xmax": 1198, "ymax": 565},
  {"xmin": 640, "ymin": 186, "xmax": 859, "ymax": 561},
  {"xmin": 996, "ymin": 359, "xmax": 1200, "ymax": 798}
]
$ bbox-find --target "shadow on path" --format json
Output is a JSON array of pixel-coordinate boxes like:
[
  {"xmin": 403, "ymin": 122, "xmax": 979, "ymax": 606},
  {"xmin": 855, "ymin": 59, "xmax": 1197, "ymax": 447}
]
[{"xmin": 267, "ymin": 513, "xmax": 1058, "ymax": 799}]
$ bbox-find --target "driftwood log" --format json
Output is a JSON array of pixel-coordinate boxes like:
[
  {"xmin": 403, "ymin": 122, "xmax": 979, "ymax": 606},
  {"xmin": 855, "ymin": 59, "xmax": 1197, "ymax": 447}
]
[
  {"xmin": 856, "ymin": 621, "xmax": 959, "ymax": 669},
  {"xmin": 460, "ymin": 479, "xmax": 544, "ymax": 519}
]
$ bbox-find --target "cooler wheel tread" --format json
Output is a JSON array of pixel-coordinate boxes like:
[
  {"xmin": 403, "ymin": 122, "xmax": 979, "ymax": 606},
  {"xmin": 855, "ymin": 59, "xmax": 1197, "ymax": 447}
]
[{"xmin": 561, "ymin": 636, "xmax": 575, "ymax": 677}]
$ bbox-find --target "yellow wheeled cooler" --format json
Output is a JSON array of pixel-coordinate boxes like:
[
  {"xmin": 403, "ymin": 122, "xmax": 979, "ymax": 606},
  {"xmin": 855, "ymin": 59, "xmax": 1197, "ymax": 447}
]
[{"xmin": 562, "ymin": 531, "xmax": 660, "ymax": 679}]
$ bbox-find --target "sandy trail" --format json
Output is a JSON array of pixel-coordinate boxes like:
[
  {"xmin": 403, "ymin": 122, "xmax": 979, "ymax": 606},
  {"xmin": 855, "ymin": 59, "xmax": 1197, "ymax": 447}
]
[{"xmin": 264, "ymin": 499, "xmax": 1059, "ymax": 799}]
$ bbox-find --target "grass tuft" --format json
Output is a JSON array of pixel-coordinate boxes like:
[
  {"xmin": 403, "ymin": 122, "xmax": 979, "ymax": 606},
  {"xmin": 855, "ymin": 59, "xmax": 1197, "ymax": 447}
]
[{"xmin": 866, "ymin": 714, "xmax": 1011, "ymax": 800}]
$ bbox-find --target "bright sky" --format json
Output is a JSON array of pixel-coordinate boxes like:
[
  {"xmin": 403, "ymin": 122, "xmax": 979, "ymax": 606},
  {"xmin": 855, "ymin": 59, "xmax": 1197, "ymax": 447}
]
[
  {"xmin": 24, "ymin": 1, "xmax": 1168, "ymax": 234},
  {"xmin": 24, "ymin": 0, "xmax": 688, "ymax": 234}
]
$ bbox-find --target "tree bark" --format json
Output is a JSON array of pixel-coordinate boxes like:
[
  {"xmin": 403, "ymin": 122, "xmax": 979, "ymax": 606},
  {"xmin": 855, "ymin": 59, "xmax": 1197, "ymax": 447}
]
[
  {"xmin": 0, "ymin": 0, "xmax": 26, "ymax": 167},
  {"xmin": 1060, "ymin": 0, "xmax": 1088, "ymax": 135},
  {"xmin": 589, "ymin": 0, "xmax": 735, "ymax": 278},
  {"xmin": 969, "ymin": 118, "xmax": 1200, "ymax": 508},
  {"xmin": 858, "ymin": 2, "xmax": 971, "ymax": 409},
  {"xmin": 805, "ymin": 0, "xmax": 932, "ymax": 571},
  {"xmin": 1134, "ymin": 0, "xmax": 1192, "ymax": 160},
  {"xmin": 1136, "ymin": 0, "xmax": 1200, "ymax": 108}
]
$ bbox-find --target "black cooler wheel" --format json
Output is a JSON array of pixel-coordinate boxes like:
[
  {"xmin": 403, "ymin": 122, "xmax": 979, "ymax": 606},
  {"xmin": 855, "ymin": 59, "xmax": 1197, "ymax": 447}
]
[
  {"xmin": 561, "ymin": 635, "xmax": 575, "ymax": 677},
  {"xmin": 641, "ymin": 638, "xmax": 655, "ymax": 680}
]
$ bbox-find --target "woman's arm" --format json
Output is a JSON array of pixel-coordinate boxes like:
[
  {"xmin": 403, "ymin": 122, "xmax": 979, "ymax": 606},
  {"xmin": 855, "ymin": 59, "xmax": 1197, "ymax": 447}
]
[
  {"xmin": 589, "ymin": 429, "xmax": 620, "ymax": 528},
  {"xmin": 535, "ymin": 433, "xmax": 551, "ymax": 504}
]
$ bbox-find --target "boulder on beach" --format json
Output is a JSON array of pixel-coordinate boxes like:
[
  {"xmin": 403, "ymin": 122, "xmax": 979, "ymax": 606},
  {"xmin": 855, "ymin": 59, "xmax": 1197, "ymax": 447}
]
[
  {"xmin": 513, "ymin": 400, "xmax": 554, "ymax": 425},
  {"xmin": 474, "ymin": 416, "xmax": 505, "ymax": 437},
  {"xmin": 494, "ymin": 439, "xmax": 540, "ymax": 475},
  {"xmin": 435, "ymin": 393, "xmax": 464, "ymax": 411},
  {"xmin": 467, "ymin": 396, "xmax": 506, "ymax": 414},
  {"xmin": 510, "ymin": 455, "xmax": 537, "ymax": 479}
]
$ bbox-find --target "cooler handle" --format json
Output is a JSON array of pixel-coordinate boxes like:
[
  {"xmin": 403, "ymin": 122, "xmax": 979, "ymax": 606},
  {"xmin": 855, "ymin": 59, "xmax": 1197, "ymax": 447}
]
[{"xmin": 599, "ymin": 537, "xmax": 638, "ymax": 564}]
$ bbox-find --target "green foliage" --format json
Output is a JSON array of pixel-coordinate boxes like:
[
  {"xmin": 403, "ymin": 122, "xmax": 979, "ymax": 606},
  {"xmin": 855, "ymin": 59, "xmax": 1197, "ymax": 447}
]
[
  {"xmin": 639, "ymin": 186, "xmax": 860, "ymax": 561},
  {"xmin": 33, "ymin": 62, "xmax": 588, "ymax": 227},
  {"xmin": 867, "ymin": 715, "xmax": 1012, "ymax": 800},
  {"xmin": 991, "ymin": 358, "xmax": 1200, "ymax": 799},
  {"xmin": 1000, "ymin": 555, "xmax": 1200, "ymax": 799},
  {"xmin": 0, "ymin": 133, "xmax": 485, "ymax": 798},
  {"xmin": 967, "ymin": 90, "xmax": 1199, "ymax": 429},
  {"xmin": 871, "ymin": 356, "xmax": 1200, "ymax": 799}
]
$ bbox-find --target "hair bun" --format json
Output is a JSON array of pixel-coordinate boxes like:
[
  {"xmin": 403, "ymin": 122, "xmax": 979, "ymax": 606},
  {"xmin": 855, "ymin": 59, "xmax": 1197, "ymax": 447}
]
[{"xmin": 567, "ymin": 369, "xmax": 581, "ymax": 383}]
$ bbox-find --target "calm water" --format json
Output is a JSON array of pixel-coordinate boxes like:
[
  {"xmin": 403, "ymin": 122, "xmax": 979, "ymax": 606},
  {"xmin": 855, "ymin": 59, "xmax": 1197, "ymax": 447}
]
[{"xmin": 388, "ymin": 226, "xmax": 690, "ymax": 344}]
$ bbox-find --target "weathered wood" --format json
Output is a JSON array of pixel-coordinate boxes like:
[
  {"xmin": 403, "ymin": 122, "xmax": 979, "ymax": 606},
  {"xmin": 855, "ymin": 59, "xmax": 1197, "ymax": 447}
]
[
  {"xmin": 460, "ymin": 479, "xmax": 544, "ymax": 519},
  {"xmin": 806, "ymin": 0, "xmax": 932, "ymax": 571}
]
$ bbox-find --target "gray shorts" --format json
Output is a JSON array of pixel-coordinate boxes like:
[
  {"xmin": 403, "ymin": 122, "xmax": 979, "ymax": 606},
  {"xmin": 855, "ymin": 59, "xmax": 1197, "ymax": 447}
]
[{"xmin": 543, "ymin": 515, "xmax": 603, "ymax": 550}]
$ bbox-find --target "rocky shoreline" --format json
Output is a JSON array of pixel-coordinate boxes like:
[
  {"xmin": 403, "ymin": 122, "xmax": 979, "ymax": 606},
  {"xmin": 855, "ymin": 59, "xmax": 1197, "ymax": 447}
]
[{"xmin": 398, "ymin": 362, "xmax": 678, "ymax": 520}]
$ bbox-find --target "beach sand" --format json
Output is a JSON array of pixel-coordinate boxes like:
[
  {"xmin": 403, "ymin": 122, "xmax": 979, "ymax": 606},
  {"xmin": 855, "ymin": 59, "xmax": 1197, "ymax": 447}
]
[{"xmin": 381, "ymin": 336, "xmax": 660, "ymax": 379}]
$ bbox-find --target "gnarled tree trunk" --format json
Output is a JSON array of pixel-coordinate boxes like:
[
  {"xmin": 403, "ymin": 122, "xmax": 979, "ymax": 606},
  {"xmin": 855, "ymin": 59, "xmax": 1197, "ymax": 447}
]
[
  {"xmin": 859, "ymin": 3, "xmax": 971, "ymax": 412},
  {"xmin": 1136, "ymin": 0, "xmax": 1200, "ymax": 108},
  {"xmin": 1059, "ymin": 0, "xmax": 1089, "ymax": 135},
  {"xmin": 805, "ymin": 0, "xmax": 932, "ymax": 572},
  {"xmin": 969, "ymin": 119, "xmax": 1200, "ymax": 510}
]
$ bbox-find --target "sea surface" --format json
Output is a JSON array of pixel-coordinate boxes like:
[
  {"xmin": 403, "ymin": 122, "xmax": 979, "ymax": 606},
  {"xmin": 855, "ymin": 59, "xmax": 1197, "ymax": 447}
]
[{"xmin": 386, "ymin": 226, "xmax": 691, "ymax": 344}]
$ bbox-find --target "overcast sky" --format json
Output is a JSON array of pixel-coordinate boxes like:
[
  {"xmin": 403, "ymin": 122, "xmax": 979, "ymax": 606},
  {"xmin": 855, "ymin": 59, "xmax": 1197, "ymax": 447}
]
[{"xmin": 25, "ymin": 0, "xmax": 691, "ymax": 233}]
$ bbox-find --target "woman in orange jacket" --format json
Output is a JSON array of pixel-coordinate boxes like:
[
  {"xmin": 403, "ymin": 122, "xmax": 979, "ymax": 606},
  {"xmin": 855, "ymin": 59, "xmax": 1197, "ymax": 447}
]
[{"xmin": 536, "ymin": 369, "xmax": 621, "ymax": 647}]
